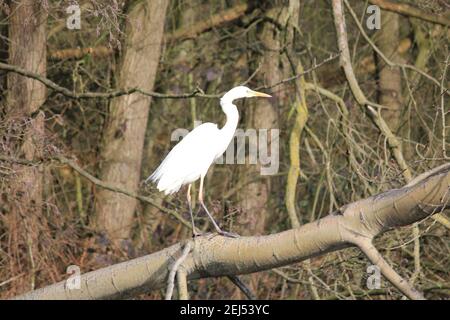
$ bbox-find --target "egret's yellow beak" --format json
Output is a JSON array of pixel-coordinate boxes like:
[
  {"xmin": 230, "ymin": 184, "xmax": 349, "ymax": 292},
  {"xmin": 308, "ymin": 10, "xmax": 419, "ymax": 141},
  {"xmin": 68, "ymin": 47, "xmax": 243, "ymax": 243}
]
[{"xmin": 248, "ymin": 89, "xmax": 271, "ymax": 98}]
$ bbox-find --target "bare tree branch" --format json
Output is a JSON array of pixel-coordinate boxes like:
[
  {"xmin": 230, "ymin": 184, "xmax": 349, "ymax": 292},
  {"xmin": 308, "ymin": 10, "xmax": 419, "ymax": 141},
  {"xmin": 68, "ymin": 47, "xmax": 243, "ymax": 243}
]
[
  {"xmin": 177, "ymin": 269, "xmax": 189, "ymax": 300},
  {"xmin": 0, "ymin": 61, "xmax": 217, "ymax": 100},
  {"xmin": 0, "ymin": 55, "xmax": 339, "ymax": 103},
  {"xmin": 49, "ymin": 3, "xmax": 250, "ymax": 60},
  {"xmin": 348, "ymin": 236, "xmax": 425, "ymax": 300},
  {"xmin": 344, "ymin": 0, "xmax": 448, "ymax": 96},
  {"xmin": 165, "ymin": 241, "xmax": 192, "ymax": 300},
  {"xmin": 0, "ymin": 155, "xmax": 191, "ymax": 229},
  {"xmin": 227, "ymin": 275, "xmax": 256, "ymax": 300}
]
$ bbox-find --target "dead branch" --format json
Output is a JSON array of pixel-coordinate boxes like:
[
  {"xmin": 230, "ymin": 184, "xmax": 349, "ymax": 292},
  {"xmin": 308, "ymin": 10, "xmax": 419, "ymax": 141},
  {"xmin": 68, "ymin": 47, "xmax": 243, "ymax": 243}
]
[
  {"xmin": 344, "ymin": 0, "xmax": 448, "ymax": 96},
  {"xmin": 368, "ymin": 0, "xmax": 450, "ymax": 27},
  {"xmin": 49, "ymin": 3, "xmax": 249, "ymax": 60},
  {"xmin": 166, "ymin": 3, "xmax": 249, "ymax": 42},
  {"xmin": 227, "ymin": 275, "xmax": 256, "ymax": 300},
  {"xmin": 165, "ymin": 241, "xmax": 192, "ymax": 300},
  {"xmin": 49, "ymin": 46, "xmax": 113, "ymax": 60},
  {"xmin": 0, "ymin": 155, "xmax": 191, "ymax": 229},
  {"xmin": 347, "ymin": 236, "xmax": 425, "ymax": 300},
  {"xmin": 0, "ymin": 61, "xmax": 217, "ymax": 100},
  {"xmin": 177, "ymin": 269, "xmax": 189, "ymax": 300},
  {"xmin": 0, "ymin": 55, "xmax": 339, "ymax": 102}
]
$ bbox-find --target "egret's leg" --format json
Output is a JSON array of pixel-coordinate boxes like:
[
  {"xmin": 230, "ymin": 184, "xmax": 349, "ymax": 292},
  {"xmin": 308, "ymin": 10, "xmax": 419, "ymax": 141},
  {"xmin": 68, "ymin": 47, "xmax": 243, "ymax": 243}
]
[
  {"xmin": 198, "ymin": 175, "xmax": 239, "ymax": 238},
  {"xmin": 187, "ymin": 184, "xmax": 200, "ymax": 237}
]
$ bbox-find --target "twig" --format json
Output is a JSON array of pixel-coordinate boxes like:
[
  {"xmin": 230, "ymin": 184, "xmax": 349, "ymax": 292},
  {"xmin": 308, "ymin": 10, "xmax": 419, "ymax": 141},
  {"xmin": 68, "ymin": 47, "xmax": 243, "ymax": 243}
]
[
  {"xmin": 0, "ymin": 62, "xmax": 218, "ymax": 100},
  {"xmin": 355, "ymin": 238, "xmax": 425, "ymax": 300},
  {"xmin": 254, "ymin": 53, "xmax": 340, "ymax": 91},
  {"xmin": 165, "ymin": 242, "xmax": 192, "ymax": 300},
  {"xmin": 344, "ymin": 0, "xmax": 449, "ymax": 96},
  {"xmin": 331, "ymin": 0, "xmax": 450, "ymax": 229},
  {"xmin": 56, "ymin": 156, "xmax": 192, "ymax": 229},
  {"xmin": 227, "ymin": 275, "xmax": 256, "ymax": 300},
  {"xmin": 177, "ymin": 269, "xmax": 189, "ymax": 300},
  {"xmin": 49, "ymin": 3, "xmax": 250, "ymax": 60},
  {"xmin": 0, "ymin": 155, "xmax": 192, "ymax": 229},
  {"xmin": 0, "ymin": 274, "xmax": 25, "ymax": 288},
  {"xmin": 0, "ymin": 55, "xmax": 341, "ymax": 103}
]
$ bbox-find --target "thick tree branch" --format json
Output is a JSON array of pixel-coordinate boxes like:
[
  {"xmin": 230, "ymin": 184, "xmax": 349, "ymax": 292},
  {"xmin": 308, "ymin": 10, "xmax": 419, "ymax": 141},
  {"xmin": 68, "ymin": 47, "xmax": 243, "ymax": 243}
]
[{"xmin": 13, "ymin": 164, "xmax": 450, "ymax": 300}]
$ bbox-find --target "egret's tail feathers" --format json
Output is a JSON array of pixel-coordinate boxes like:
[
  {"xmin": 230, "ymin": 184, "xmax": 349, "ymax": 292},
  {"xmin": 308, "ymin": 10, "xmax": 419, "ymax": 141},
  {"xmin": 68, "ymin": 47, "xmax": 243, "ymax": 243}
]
[
  {"xmin": 145, "ymin": 161, "xmax": 165, "ymax": 185},
  {"xmin": 144, "ymin": 170, "xmax": 158, "ymax": 184},
  {"xmin": 145, "ymin": 166, "xmax": 183, "ymax": 195},
  {"xmin": 155, "ymin": 177, "xmax": 183, "ymax": 195}
]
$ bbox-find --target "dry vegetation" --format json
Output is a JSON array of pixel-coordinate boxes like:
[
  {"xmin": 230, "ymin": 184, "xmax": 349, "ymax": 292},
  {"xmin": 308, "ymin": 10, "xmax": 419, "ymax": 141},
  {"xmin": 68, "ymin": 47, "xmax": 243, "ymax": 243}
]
[{"xmin": 0, "ymin": 0, "xmax": 449, "ymax": 299}]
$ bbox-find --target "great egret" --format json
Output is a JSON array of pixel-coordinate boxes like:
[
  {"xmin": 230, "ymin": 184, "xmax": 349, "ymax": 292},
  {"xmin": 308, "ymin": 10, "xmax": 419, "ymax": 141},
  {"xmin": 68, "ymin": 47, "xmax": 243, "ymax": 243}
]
[{"xmin": 146, "ymin": 86, "xmax": 271, "ymax": 237}]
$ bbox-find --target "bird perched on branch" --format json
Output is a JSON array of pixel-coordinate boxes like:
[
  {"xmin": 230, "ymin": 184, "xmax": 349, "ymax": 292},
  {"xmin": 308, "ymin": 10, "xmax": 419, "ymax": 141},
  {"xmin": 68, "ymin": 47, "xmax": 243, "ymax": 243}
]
[{"xmin": 145, "ymin": 86, "xmax": 271, "ymax": 237}]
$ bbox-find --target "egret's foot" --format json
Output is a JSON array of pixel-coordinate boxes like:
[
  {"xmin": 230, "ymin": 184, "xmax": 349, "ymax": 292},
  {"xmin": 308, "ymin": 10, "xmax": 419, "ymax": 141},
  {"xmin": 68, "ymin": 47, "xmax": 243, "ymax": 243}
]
[{"xmin": 217, "ymin": 230, "xmax": 240, "ymax": 238}]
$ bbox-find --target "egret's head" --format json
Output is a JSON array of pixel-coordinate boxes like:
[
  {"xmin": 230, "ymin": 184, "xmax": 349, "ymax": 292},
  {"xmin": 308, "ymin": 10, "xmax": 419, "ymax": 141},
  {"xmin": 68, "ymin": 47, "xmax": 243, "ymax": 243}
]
[{"xmin": 221, "ymin": 86, "xmax": 271, "ymax": 103}]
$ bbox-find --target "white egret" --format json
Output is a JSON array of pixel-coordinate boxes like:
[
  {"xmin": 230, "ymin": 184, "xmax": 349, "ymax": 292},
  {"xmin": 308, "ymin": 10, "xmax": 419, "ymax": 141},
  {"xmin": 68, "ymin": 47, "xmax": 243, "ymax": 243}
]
[{"xmin": 145, "ymin": 86, "xmax": 271, "ymax": 237}]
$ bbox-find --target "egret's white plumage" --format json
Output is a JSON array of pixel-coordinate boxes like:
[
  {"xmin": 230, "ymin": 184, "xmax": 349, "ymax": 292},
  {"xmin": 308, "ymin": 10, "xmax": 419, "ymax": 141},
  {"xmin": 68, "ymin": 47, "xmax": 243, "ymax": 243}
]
[
  {"xmin": 145, "ymin": 86, "xmax": 271, "ymax": 236},
  {"xmin": 148, "ymin": 122, "xmax": 221, "ymax": 194}
]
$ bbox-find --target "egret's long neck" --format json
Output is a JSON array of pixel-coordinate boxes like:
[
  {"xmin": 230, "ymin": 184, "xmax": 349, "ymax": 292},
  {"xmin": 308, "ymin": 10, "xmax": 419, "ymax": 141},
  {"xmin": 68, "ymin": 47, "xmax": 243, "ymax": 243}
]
[{"xmin": 219, "ymin": 97, "xmax": 239, "ymax": 142}]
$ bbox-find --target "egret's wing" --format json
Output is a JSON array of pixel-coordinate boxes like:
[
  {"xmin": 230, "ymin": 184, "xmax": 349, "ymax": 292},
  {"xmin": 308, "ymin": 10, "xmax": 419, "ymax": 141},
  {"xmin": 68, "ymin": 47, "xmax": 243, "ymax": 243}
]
[{"xmin": 147, "ymin": 123, "xmax": 220, "ymax": 194}]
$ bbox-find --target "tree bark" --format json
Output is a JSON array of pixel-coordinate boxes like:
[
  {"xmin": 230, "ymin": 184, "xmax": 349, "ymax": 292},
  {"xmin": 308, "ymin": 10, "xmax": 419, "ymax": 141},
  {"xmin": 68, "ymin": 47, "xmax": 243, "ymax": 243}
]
[
  {"xmin": 237, "ymin": 5, "xmax": 287, "ymax": 293},
  {"xmin": 14, "ymin": 164, "xmax": 450, "ymax": 300},
  {"xmin": 94, "ymin": 0, "xmax": 169, "ymax": 241},
  {"xmin": 376, "ymin": 11, "xmax": 403, "ymax": 132},
  {"xmin": 238, "ymin": 5, "xmax": 287, "ymax": 236},
  {"xmin": 3, "ymin": 0, "xmax": 47, "ymax": 293}
]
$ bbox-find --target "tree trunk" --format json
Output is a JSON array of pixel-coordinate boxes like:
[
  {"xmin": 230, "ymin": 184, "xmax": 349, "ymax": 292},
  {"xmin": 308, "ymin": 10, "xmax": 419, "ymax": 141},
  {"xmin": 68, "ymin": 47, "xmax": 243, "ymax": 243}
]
[
  {"xmin": 238, "ymin": 6, "xmax": 287, "ymax": 236},
  {"xmin": 4, "ymin": 0, "xmax": 47, "ymax": 292},
  {"xmin": 94, "ymin": 0, "xmax": 169, "ymax": 241},
  {"xmin": 237, "ymin": 4, "xmax": 288, "ymax": 294},
  {"xmin": 376, "ymin": 11, "xmax": 403, "ymax": 131}
]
